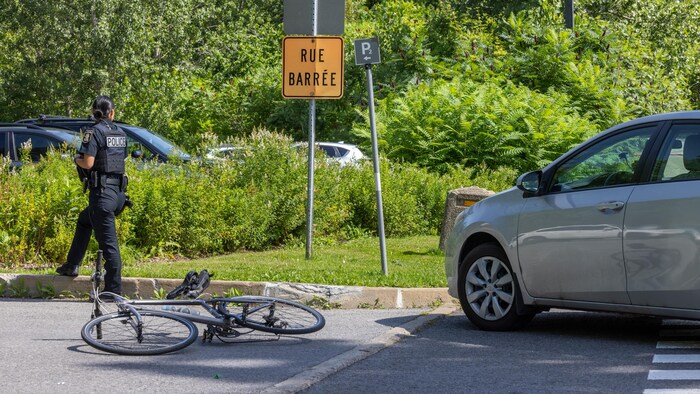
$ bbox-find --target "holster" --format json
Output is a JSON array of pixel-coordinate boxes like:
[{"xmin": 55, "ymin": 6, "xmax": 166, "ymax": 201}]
[
  {"xmin": 114, "ymin": 174, "xmax": 133, "ymax": 216},
  {"xmin": 76, "ymin": 165, "xmax": 92, "ymax": 193},
  {"xmin": 115, "ymin": 193, "xmax": 133, "ymax": 216},
  {"xmin": 121, "ymin": 175, "xmax": 129, "ymax": 192},
  {"xmin": 90, "ymin": 171, "xmax": 99, "ymax": 189}
]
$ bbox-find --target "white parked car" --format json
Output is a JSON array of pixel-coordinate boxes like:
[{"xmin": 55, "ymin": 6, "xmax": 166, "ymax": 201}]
[
  {"xmin": 204, "ymin": 144, "xmax": 244, "ymax": 161},
  {"xmin": 293, "ymin": 141, "xmax": 365, "ymax": 167}
]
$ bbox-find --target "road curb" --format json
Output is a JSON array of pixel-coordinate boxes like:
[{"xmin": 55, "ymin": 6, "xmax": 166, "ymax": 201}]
[
  {"xmin": 261, "ymin": 304, "xmax": 459, "ymax": 393},
  {"xmin": 0, "ymin": 274, "xmax": 455, "ymax": 309}
]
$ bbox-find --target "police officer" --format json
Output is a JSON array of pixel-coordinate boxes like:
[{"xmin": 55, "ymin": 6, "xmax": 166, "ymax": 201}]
[{"xmin": 56, "ymin": 95, "xmax": 128, "ymax": 296}]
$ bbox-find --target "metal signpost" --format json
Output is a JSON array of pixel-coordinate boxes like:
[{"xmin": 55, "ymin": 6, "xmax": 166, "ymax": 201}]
[
  {"xmin": 283, "ymin": 0, "xmax": 345, "ymax": 260},
  {"xmin": 354, "ymin": 37, "xmax": 387, "ymax": 276}
]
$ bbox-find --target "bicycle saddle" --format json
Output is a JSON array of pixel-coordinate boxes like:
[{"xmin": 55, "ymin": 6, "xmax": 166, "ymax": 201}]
[{"xmin": 166, "ymin": 270, "xmax": 212, "ymax": 299}]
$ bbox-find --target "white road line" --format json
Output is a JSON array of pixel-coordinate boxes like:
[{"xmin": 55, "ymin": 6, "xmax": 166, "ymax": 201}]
[
  {"xmin": 649, "ymin": 370, "xmax": 700, "ymax": 380},
  {"xmin": 646, "ymin": 324, "xmax": 700, "ymax": 392},
  {"xmin": 661, "ymin": 329, "xmax": 700, "ymax": 337},
  {"xmin": 657, "ymin": 342, "xmax": 700, "ymax": 349},
  {"xmin": 654, "ymin": 354, "xmax": 700, "ymax": 363}
]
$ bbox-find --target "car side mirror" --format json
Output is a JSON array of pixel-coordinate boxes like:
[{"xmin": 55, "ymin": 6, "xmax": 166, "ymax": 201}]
[
  {"xmin": 131, "ymin": 149, "xmax": 143, "ymax": 159},
  {"xmin": 516, "ymin": 171, "xmax": 542, "ymax": 196}
]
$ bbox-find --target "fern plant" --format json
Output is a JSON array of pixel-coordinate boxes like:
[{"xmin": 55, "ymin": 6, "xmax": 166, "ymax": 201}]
[
  {"xmin": 35, "ymin": 281, "xmax": 56, "ymax": 299},
  {"xmin": 9, "ymin": 278, "xmax": 30, "ymax": 298},
  {"xmin": 369, "ymin": 77, "xmax": 599, "ymax": 175}
]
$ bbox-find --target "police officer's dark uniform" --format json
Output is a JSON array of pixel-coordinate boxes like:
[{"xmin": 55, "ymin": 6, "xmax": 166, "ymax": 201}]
[{"xmin": 57, "ymin": 119, "xmax": 128, "ymax": 294}]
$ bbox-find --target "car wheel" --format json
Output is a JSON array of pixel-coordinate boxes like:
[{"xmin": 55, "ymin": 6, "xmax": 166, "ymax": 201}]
[{"xmin": 457, "ymin": 243, "xmax": 535, "ymax": 331}]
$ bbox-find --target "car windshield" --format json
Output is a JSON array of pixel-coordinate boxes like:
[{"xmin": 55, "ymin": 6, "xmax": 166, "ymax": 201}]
[{"xmin": 121, "ymin": 125, "xmax": 190, "ymax": 161}]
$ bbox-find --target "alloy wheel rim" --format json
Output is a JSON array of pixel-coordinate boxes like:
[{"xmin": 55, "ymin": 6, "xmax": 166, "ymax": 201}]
[{"xmin": 465, "ymin": 256, "xmax": 514, "ymax": 321}]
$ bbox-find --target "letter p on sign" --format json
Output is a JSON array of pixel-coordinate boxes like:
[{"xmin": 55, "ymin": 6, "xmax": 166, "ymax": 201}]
[{"xmin": 354, "ymin": 37, "xmax": 381, "ymax": 65}]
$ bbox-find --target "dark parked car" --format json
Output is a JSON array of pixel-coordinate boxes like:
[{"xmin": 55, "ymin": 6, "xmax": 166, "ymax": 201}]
[
  {"xmin": 16, "ymin": 116, "xmax": 190, "ymax": 163},
  {"xmin": 444, "ymin": 111, "xmax": 700, "ymax": 331},
  {"xmin": 0, "ymin": 123, "xmax": 80, "ymax": 168}
]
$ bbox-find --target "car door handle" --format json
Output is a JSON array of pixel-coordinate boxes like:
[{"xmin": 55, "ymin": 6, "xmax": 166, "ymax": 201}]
[{"xmin": 596, "ymin": 201, "xmax": 625, "ymax": 212}]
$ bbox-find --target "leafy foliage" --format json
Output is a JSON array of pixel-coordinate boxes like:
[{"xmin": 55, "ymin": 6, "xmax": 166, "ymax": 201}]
[
  {"xmin": 362, "ymin": 78, "xmax": 598, "ymax": 173},
  {"xmin": 0, "ymin": 0, "xmax": 698, "ymax": 263},
  {"xmin": 353, "ymin": 0, "xmax": 697, "ymax": 172},
  {"xmin": 35, "ymin": 280, "xmax": 56, "ymax": 299},
  {"xmin": 0, "ymin": 130, "xmax": 506, "ymax": 266},
  {"xmin": 0, "ymin": 0, "xmax": 698, "ymax": 169},
  {"xmin": 8, "ymin": 277, "xmax": 29, "ymax": 298},
  {"xmin": 152, "ymin": 287, "xmax": 167, "ymax": 300}
]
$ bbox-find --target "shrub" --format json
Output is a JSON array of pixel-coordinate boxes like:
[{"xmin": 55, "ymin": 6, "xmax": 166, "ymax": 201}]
[
  {"xmin": 0, "ymin": 130, "xmax": 515, "ymax": 266},
  {"xmin": 361, "ymin": 77, "xmax": 599, "ymax": 174}
]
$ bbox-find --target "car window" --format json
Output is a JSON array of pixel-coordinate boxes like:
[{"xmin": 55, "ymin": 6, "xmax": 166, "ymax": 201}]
[
  {"xmin": 126, "ymin": 136, "xmax": 156, "ymax": 160},
  {"xmin": 551, "ymin": 126, "xmax": 656, "ymax": 192},
  {"xmin": 651, "ymin": 123, "xmax": 700, "ymax": 181},
  {"xmin": 122, "ymin": 125, "xmax": 190, "ymax": 161},
  {"xmin": 13, "ymin": 133, "xmax": 64, "ymax": 162},
  {"xmin": 336, "ymin": 147, "xmax": 349, "ymax": 157},
  {"xmin": 319, "ymin": 145, "xmax": 337, "ymax": 157}
]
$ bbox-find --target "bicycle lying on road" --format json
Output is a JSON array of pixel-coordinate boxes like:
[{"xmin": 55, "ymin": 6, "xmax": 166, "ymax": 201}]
[{"xmin": 81, "ymin": 251, "xmax": 326, "ymax": 355}]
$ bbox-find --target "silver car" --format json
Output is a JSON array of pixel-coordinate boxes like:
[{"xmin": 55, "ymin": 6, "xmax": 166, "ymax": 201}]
[{"xmin": 444, "ymin": 111, "xmax": 700, "ymax": 330}]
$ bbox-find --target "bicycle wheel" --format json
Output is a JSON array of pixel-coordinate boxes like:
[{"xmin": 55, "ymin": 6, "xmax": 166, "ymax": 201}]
[
  {"xmin": 222, "ymin": 296, "xmax": 325, "ymax": 335},
  {"xmin": 81, "ymin": 310, "xmax": 198, "ymax": 355}
]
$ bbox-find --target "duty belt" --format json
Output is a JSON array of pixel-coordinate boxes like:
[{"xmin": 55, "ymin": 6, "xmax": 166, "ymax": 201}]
[
  {"xmin": 90, "ymin": 172, "xmax": 128, "ymax": 192},
  {"xmin": 103, "ymin": 177, "xmax": 122, "ymax": 186}
]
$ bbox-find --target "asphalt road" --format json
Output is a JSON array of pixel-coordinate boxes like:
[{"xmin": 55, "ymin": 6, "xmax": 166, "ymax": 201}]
[
  {"xmin": 5, "ymin": 299, "xmax": 700, "ymax": 394},
  {"xmin": 305, "ymin": 309, "xmax": 700, "ymax": 394},
  {"xmin": 0, "ymin": 299, "xmax": 432, "ymax": 394}
]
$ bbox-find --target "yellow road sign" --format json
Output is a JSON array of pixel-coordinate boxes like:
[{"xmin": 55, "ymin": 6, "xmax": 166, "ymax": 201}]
[{"xmin": 282, "ymin": 36, "xmax": 344, "ymax": 99}]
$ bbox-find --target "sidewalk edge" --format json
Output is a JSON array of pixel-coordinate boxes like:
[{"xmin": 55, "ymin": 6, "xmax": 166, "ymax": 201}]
[{"xmin": 0, "ymin": 274, "xmax": 455, "ymax": 309}]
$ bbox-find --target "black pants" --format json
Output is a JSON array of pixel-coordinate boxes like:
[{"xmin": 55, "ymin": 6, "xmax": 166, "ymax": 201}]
[{"xmin": 66, "ymin": 184, "xmax": 126, "ymax": 294}]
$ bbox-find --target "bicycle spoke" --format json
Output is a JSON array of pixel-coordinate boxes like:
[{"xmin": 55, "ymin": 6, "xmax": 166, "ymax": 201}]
[{"xmin": 224, "ymin": 297, "xmax": 325, "ymax": 335}]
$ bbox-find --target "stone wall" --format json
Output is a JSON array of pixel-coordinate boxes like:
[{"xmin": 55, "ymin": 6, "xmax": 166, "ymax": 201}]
[{"xmin": 439, "ymin": 186, "xmax": 495, "ymax": 251}]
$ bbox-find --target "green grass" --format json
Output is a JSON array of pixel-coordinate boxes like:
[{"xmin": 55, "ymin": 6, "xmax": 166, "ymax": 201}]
[{"xmin": 12, "ymin": 236, "xmax": 447, "ymax": 288}]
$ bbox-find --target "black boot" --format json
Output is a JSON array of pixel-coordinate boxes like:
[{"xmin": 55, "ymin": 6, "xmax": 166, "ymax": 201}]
[{"xmin": 56, "ymin": 264, "xmax": 79, "ymax": 277}]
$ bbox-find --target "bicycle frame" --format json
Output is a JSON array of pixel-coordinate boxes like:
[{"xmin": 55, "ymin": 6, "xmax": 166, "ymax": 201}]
[
  {"xmin": 116, "ymin": 297, "xmax": 236, "ymax": 326},
  {"xmin": 95, "ymin": 289, "xmax": 282, "ymax": 331}
]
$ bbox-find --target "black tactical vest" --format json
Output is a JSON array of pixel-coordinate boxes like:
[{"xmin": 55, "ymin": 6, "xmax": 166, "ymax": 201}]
[{"xmin": 93, "ymin": 121, "xmax": 127, "ymax": 174}]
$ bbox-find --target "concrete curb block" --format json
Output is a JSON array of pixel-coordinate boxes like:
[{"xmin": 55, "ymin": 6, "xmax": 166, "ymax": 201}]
[
  {"xmin": 0, "ymin": 274, "xmax": 455, "ymax": 309},
  {"xmin": 261, "ymin": 304, "xmax": 459, "ymax": 393}
]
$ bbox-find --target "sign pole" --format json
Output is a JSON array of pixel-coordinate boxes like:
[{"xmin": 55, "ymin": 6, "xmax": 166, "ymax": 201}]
[
  {"xmin": 354, "ymin": 37, "xmax": 386, "ymax": 275},
  {"xmin": 306, "ymin": 99, "xmax": 316, "ymax": 259},
  {"xmin": 284, "ymin": 0, "xmax": 345, "ymax": 260},
  {"xmin": 365, "ymin": 64, "xmax": 388, "ymax": 275},
  {"xmin": 305, "ymin": 0, "xmax": 318, "ymax": 260}
]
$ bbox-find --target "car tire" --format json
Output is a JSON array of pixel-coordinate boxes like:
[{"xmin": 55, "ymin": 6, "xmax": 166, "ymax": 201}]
[{"xmin": 457, "ymin": 243, "xmax": 535, "ymax": 331}]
